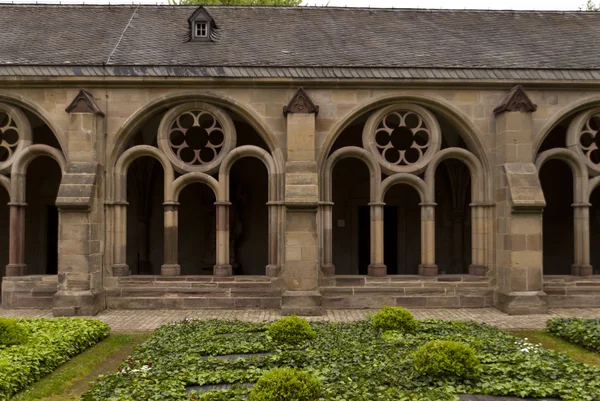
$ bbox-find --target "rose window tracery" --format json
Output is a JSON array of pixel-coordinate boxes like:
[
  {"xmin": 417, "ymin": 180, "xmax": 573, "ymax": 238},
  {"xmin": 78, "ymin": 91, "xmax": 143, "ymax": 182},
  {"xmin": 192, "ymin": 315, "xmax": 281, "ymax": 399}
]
[
  {"xmin": 578, "ymin": 115, "xmax": 600, "ymax": 165},
  {"xmin": 168, "ymin": 111, "xmax": 225, "ymax": 165},
  {"xmin": 375, "ymin": 111, "xmax": 431, "ymax": 166},
  {"xmin": 158, "ymin": 103, "xmax": 236, "ymax": 174},
  {"xmin": 0, "ymin": 103, "xmax": 31, "ymax": 173},
  {"xmin": 363, "ymin": 104, "xmax": 441, "ymax": 174}
]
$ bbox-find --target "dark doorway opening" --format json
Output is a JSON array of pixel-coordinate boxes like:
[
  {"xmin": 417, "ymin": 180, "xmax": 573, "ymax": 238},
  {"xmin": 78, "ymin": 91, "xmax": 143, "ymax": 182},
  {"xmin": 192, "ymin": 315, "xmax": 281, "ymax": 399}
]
[
  {"xmin": 46, "ymin": 205, "xmax": 58, "ymax": 275},
  {"xmin": 358, "ymin": 206, "xmax": 400, "ymax": 275}
]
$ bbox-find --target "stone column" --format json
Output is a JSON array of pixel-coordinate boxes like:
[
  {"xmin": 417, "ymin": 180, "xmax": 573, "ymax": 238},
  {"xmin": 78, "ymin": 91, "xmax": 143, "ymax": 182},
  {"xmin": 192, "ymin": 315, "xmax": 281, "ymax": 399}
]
[
  {"xmin": 418, "ymin": 202, "xmax": 438, "ymax": 275},
  {"xmin": 572, "ymin": 202, "xmax": 592, "ymax": 276},
  {"xmin": 368, "ymin": 201, "xmax": 386, "ymax": 276},
  {"xmin": 319, "ymin": 201, "xmax": 335, "ymax": 277},
  {"xmin": 111, "ymin": 201, "xmax": 129, "ymax": 276},
  {"xmin": 494, "ymin": 85, "xmax": 548, "ymax": 315},
  {"xmin": 161, "ymin": 201, "xmax": 180, "ymax": 276},
  {"xmin": 469, "ymin": 203, "xmax": 490, "ymax": 276},
  {"xmin": 214, "ymin": 201, "xmax": 232, "ymax": 277},
  {"xmin": 266, "ymin": 201, "xmax": 282, "ymax": 277},
  {"xmin": 281, "ymin": 88, "xmax": 321, "ymax": 316},
  {"xmin": 6, "ymin": 202, "xmax": 26, "ymax": 276},
  {"xmin": 53, "ymin": 89, "xmax": 106, "ymax": 316}
]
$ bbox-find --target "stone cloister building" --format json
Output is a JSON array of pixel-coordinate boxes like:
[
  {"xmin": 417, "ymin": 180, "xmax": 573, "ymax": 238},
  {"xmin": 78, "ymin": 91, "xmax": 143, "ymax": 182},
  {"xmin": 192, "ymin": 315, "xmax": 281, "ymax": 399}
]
[{"xmin": 0, "ymin": 5, "xmax": 600, "ymax": 316}]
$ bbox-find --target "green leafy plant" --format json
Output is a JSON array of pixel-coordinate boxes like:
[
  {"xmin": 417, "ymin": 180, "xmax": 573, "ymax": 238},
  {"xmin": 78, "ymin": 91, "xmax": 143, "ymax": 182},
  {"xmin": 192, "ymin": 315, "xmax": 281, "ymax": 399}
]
[
  {"xmin": 248, "ymin": 368, "xmax": 321, "ymax": 401},
  {"xmin": 268, "ymin": 315, "xmax": 315, "ymax": 345},
  {"xmin": 0, "ymin": 318, "xmax": 27, "ymax": 347},
  {"xmin": 371, "ymin": 306, "xmax": 417, "ymax": 333},
  {"xmin": 413, "ymin": 339, "xmax": 481, "ymax": 379},
  {"xmin": 547, "ymin": 317, "xmax": 600, "ymax": 352},
  {"xmin": 0, "ymin": 318, "xmax": 110, "ymax": 399}
]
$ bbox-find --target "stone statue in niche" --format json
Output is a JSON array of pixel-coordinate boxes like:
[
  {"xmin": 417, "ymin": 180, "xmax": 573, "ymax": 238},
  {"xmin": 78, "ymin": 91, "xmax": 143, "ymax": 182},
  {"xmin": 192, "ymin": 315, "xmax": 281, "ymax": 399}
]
[{"xmin": 230, "ymin": 183, "xmax": 247, "ymax": 274}]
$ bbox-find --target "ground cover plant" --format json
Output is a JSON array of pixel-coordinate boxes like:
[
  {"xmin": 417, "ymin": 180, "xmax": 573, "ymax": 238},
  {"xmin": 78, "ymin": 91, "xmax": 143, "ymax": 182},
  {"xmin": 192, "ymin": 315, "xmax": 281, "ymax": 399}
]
[
  {"xmin": 546, "ymin": 317, "xmax": 600, "ymax": 353},
  {"xmin": 0, "ymin": 318, "xmax": 110, "ymax": 400},
  {"xmin": 83, "ymin": 312, "xmax": 600, "ymax": 401}
]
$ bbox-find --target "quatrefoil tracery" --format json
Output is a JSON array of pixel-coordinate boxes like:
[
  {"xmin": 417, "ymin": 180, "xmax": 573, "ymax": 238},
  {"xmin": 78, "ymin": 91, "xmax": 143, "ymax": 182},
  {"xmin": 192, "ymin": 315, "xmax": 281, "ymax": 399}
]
[
  {"xmin": 168, "ymin": 111, "xmax": 225, "ymax": 166},
  {"xmin": 375, "ymin": 111, "xmax": 431, "ymax": 166}
]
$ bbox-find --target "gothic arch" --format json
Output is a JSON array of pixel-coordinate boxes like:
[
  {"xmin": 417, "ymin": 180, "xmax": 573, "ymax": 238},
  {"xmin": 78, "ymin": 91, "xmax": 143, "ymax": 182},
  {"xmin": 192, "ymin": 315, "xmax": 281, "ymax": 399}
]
[
  {"xmin": 323, "ymin": 147, "xmax": 381, "ymax": 203},
  {"xmin": 318, "ymin": 93, "xmax": 492, "ymax": 179},
  {"xmin": 534, "ymin": 95, "xmax": 600, "ymax": 155},
  {"xmin": 114, "ymin": 145, "xmax": 174, "ymax": 203},
  {"xmin": 380, "ymin": 173, "xmax": 429, "ymax": 203},
  {"xmin": 535, "ymin": 148, "xmax": 587, "ymax": 204},
  {"xmin": 0, "ymin": 92, "xmax": 67, "ymax": 155},
  {"xmin": 11, "ymin": 145, "xmax": 66, "ymax": 203},
  {"xmin": 172, "ymin": 173, "xmax": 220, "ymax": 202}
]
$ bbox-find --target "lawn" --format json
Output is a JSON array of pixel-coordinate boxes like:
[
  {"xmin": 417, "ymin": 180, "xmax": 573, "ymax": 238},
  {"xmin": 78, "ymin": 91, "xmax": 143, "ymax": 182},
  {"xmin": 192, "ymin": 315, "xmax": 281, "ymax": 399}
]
[
  {"xmin": 0, "ymin": 318, "xmax": 110, "ymax": 400},
  {"xmin": 81, "ymin": 311, "xmax": 600, "ymax": 401}
]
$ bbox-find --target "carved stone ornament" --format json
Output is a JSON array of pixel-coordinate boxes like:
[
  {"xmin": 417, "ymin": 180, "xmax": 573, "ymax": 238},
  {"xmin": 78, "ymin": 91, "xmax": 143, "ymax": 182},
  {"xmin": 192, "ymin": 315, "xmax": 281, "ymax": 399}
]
[
  {"xmin": 362, "ymin": 104, "xmax": 441, "ymax": 175},
  {"xmin": 493, "ymin": 85, "xmax": 537, "ymax": 115},
  {"xmin": 566, "ymin": 107, "xmax": 600, "ymax": 176},
  {"xmin": 283, "ymin": 88, "xmax": 319, "ymax": 116},
  {"xmin": 0, "ymin": 102, "xmax": 32, "ymax": 173},
  {"xmin": 65, "ymin": 89, "xmax": 105, "ymax": 116},
  {"xmin": 158, "ymin": 102, "xmax": 236, "ymax": 174}
]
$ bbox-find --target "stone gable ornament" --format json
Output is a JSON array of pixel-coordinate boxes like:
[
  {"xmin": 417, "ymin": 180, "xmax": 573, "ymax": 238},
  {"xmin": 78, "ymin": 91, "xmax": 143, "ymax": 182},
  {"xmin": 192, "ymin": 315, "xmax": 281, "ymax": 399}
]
[
  {"xmin": 493, "ymin": 85, "xmax": 537, "ymax": 115},
  {"xmin": 283, "ymin": 88, "xmax": 319, "ymax": 116},
  {"xmin": 65, "ymin": 89, "xmax": 105, "ymax": 116}
]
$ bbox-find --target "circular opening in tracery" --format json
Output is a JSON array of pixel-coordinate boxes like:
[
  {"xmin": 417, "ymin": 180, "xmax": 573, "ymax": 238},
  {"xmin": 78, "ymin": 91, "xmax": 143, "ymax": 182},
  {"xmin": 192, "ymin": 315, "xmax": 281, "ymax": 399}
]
[
  {"xmin": 0, "ymin": 147, "xmax": 9, "ymax": 162},
  {"xmin": 383, "ymin": 113, "xmax": 401, "ymax": 128},
  {"xmin": 179, "ymin": 147, "xmax": 195, "ymax": 164},
  {"xmin": 414, "ymin": 130, "xmax": 429, "ymax": 147},
  {"xmin": 390, "ymin": 126, "xmax": 414, "ymax": 151},
  {"xmin": 384, "ymin": 148, "xmax": 400, "ymax": 164},
  {"xmin": 405, "ymin": 148, "xmax": 421, "ymax": 164},
  {"xmin": 0, "ymin": 112, "xmax": 9, "ymax": 128},
  {"xmin": 404, "ymin": 113, "xmax": 420, "ymax": 128},
  {"xmin": 179, "ymin": 113, "xmax": 194, "ymax": 129},
  {"xmin": 200, "ymin": 147, "xmax": 215, "ymax": 162},
  {"xmin": 185, "ymin": 126, "xmax": 209, "ymax": 150},
  {"xmin": 198, "ymin": 113, "xmax": 215, "ymax": 128},
  {"xmin": 170, "ymin": 130, "xmax": 185, "ymax": 147},
  {"xmin": 2, "ymin": 129, "xmax": 19, "ymax": 146},
  {"xmin": 209, "ymin": 130, "xmax": 224, "ymax": 147}
]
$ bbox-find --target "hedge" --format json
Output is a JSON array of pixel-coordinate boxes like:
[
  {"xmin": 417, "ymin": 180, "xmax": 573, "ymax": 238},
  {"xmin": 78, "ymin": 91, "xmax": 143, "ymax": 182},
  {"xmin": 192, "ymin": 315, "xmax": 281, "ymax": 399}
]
[
  {"xmin": 547, "ymin": 317, "xmax": 600, "ymax": 352},
  {"xmin": 0, "ymin": 318, "xmax": 110, "ymax": 400}
]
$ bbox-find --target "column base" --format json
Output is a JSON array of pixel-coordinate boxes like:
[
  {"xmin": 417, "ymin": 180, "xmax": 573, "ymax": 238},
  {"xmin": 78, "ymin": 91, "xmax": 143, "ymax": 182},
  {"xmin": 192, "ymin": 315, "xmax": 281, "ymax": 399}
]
[
  {"xmin": 5, "ymin": 263, "xmax": 26, "ymax": 276},
  {"xmin": 112, "ymin": 264, "xmax": 130, "ymax": 277},
  {"xmin": 281, "ymin": 290, "xmax": 322, "ymax": 316},
  {"xmin": 469, "ymin": 264, "xmax": 487, "ymax": 276},
  {"xmin": 368, "ymin": 264, "xmax": 386, "ymax": 277},
  {"xmin": 320, "ymin": 263, "xmax": 335, "ymax": 277},
  {"xmin": 266, "ymin": 264, "xmax": 280, "ymax": 277},
  {"xmin": 161, "ymin": 264, "xmax": 181, "ymax": 276},
  {"xmin": 53, "ymin": 289, "xmax": 106, "ymax": 317},
  {"xmin": 496, "ymin": 290, "xmax": 548, "ymax": 315},
  {"xmin": 214, "ymin": 264, "xmax": 232, "ymax": 277},
  {"xmin": 572, "ymin": 264, "xmax": 593, "ymax": 277},
  {"xmin": 418, "ymin": 264, "xmax": 438, "ymax": 276}
]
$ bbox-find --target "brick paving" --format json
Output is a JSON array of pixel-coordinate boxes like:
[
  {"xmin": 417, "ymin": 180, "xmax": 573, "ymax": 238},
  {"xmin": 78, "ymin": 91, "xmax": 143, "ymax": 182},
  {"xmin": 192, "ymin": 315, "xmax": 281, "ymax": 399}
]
[{"xmin": 2, "ymin": 307, "xmax": 600, "ymax": 332}]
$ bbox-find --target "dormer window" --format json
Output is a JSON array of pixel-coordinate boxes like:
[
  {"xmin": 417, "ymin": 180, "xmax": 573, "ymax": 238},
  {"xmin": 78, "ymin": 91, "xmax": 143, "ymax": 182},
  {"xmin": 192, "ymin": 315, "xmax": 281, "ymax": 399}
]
[{"xmin": 195, "ymin": 22, "xmax": 208, "ymax": 38}]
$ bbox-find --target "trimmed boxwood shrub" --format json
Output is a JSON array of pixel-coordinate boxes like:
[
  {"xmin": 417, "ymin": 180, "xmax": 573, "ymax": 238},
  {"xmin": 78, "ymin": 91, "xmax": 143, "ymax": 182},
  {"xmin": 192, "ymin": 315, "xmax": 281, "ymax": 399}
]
[
  {"xmin": 268, "ymin": 315, "xmax": 315, "ymax": 344},
  {"xmin": 248, "ymin": 368, "xmax": 321, "ymax": 401},
  {"xmin": 371, "ymin": 306, "xmax": 417, "ymax": 333},
  {"xmin": 0, "ymin": 318, "xmax": 27, "ymax": 347},
  {"xmin": 0, "ymin": 318, "xmax": 110, "ymax": 399},
  {"xmin": 413, "ymin": 340, "xmax": 481, "ymax": 379},
  {"xmin": 547, "ymin": 317, "xmax": 600, "ymax": 352}
]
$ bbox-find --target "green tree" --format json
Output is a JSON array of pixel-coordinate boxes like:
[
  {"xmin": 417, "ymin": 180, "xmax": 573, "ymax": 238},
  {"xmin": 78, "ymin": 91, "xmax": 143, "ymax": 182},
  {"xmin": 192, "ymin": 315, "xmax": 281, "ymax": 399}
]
[
  {"xmin": 585, "ymin": 0, "xmax": 599, "ymax": 10},
  {"xmin": 169, "ymin": 0, "xmax": 302, "ymax": 5}
]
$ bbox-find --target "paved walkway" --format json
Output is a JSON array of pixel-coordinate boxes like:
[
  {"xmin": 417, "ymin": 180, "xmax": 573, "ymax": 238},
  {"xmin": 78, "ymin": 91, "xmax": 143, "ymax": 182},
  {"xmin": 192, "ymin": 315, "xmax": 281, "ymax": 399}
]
[{"xmin": 2, "ymin": 307, "xmax": 600, "ymax": 331}]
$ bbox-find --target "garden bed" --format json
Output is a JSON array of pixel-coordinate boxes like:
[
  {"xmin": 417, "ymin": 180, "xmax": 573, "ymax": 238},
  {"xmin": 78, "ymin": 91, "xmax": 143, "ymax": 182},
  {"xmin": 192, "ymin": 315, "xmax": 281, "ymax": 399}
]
[
  {"xmin": 83, "ymin": 316, "xmax": 600, "ymax": 401},
  {"xmin": 0, "ymin": 318, "xmax": 110, "ymax": 400},
  {"xmin": 547, "ymin": 317, "xmax": 600, "ymax": 353}
]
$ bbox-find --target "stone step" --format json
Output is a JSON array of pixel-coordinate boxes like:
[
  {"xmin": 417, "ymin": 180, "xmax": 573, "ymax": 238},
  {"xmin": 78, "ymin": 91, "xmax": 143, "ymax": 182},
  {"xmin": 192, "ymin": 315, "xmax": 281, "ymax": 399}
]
[
  {"xmin": 281, "ymin": 291, "xmax": 322, "ymax": 316},
  {"xmin": 106, "ymin": 296, "xmax": 281, "ymax": 310}
]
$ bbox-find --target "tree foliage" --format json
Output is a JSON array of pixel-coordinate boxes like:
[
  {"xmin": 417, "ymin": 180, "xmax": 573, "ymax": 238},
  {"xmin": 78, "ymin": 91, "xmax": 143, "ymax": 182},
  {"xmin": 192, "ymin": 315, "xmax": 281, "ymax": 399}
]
[
  {"xmin": 169, "ymin": 0, "xmax": 302, "ymax": 6},
  {"xmin": 585, "ymin": 0, "xmax": 599, "ymax": 10}
]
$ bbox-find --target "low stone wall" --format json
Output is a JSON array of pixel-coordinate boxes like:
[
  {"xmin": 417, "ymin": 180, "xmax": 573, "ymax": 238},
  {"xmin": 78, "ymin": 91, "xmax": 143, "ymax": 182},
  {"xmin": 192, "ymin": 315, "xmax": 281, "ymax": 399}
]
[
  {"xmin": 105, "ymin": 275, "xmax": 283, "ymax": 309},
  {"xmin": 1, "ymin": 275, "xmax": 58, "ymax": 308},
  {"xmin": 320, "ymin": 275, "xmax": 493, "ymax": 309},
  {"xmin": 544, "ymin": 275, "xmax": 600, "ymax": 307}
]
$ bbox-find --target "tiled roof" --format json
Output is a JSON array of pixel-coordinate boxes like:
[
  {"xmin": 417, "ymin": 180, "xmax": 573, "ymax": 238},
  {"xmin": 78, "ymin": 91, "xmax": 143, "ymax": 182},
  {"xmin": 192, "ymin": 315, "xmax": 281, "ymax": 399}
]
[{"xmin": 0, "ymin": 5, "xmax": 599, "ymax": 79}]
